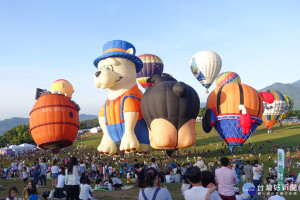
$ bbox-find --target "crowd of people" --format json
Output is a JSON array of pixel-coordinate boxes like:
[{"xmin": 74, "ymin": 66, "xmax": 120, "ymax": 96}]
[
  {"xmin": 3, "ymin": 149, "xmax": 300, "ymax": 200},
  {"xmin": 1, "ymin": 140, "xmax": 300, "ymax": 200}
]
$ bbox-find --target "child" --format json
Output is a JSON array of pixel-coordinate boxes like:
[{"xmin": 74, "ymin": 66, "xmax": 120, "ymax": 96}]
[
  {"xmin": 6, "ymin": 186, "xmax": 18, "ymax": 200},
  {"xmin": 127, "ymin": 173, "xmax": 133, "ymax": 184},
  {"xmin": 22, "ymin": 167, "xmax": 29, "ymax": 187},
  {"xmin": 181, "ymin": 176, "xmax": 191, "ymax": 195},
  {"xmin": 95, "ymin": 174, "xmax": 102, "ymax": 190},
  {"xmin": 79, "ymin": 178, "xmax": 93, "ymax": 200}
]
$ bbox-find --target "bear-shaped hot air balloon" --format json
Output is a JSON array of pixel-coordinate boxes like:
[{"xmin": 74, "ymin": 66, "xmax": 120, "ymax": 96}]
[
  {"xmin": 93, "ymin": 40, "xmax": 150, "ymax": 155},
  {"xmin": 203, "ymin": 83, "xmax": 274, "ymax": 153},
  {"xmin": 29, "ymin": 79, "xmax": 79, "ymax": 153},
  {"xmin": 141, "ymin": 73, "xmax": 200, "ymax": 151}
]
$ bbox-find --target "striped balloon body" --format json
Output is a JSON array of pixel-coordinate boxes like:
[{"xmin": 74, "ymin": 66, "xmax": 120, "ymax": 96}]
[
  {"xmin": 207, "ymin": 83, "xmax": 263, "ymax": 152},
  {"xmin": 281, "ymin": 95, "xmax": 294, "ymax": 119},
  {"xmin": 216, "ymin": 71, "xmax": 241, "ymax": 87},
  {"xmin": 190, "ymin": 51, "xmax": 222, "ymax": 91},
  {"xmin": 262, "ymin": 90, "xmax": 286, "ymax": 129},
  {"xmin": 137, "ymin": 54, "xmax": 164, "ymax": 89}
]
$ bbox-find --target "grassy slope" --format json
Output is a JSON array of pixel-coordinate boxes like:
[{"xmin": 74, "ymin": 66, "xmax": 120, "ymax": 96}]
[{"xmin": 0, "ymin": 123, "xmax": 299, "ymax": 199}]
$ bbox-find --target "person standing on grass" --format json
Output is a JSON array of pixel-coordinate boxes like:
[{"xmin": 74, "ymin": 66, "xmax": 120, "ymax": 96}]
[
  {"xmin": 66, "ymin": 156, "xmax": 81, "ymax": 200},
  {"xmin": 6, "ymin": 186, "xmax": 18, "ymax": 200},
  {"xmin": 243, "ymin": 161, "xmax": 253, "ymax": 183},
  {"xmin": 184, "ymin": 167, "xmax": 217, "ymax": 200},
  {"xmin": 136, "ymin": 163, "xmax": 146, "ymax": 192},
  {"xmin": 39, "ymin": 158, "xmax": 47, "ymax": 187},
  {"xmin": 51, "ymin": 159, "xmax": 59, "ymax": 190},
  {"xmin": 22, "ymin": 167, "xmax": 29, "ymax": 187},
  {"xmin": 251, "ymin": 160, "xmax": 263, "ymax": 189},
  {"xmin": 215, "ymin": 157, "xmax": 239, "ymax": 200},
  {"xmin": 32, "ymin": 159, "xmax": 40, "ymax": 185},
  {"xmin": 139, "ymin": 167, "xmax": 172, "ymax": 200}
]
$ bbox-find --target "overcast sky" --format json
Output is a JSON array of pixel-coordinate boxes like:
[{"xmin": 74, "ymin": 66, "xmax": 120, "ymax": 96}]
[{"xmin": 0, "ymin": 0, "xmax": 299, "ymax": 120}]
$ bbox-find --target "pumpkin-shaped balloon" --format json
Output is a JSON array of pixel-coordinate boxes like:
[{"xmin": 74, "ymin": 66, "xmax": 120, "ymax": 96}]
[
  {"xmin": 29, "ymin": 94, "xmax": 79, "ymax": 153},
  {"xmin": 204, "ymin": 83, "xmax": 264, "ymax": 153},
  {"xmin": 262, "ymin": 90, "xmax": 286, "ymax": 130},
  {"xmin": 280, "ymin": 95, "xmax": 293, "ymax": 119},
  {"xmin": 137, "ymin": 54, "xmax": 164, "ymax": 90},
  {"xmin": 190, "ymin": 51, "xmax": 222, "ymax": 93},
  {"xmin": 215, "ymin": 71, "xmax": 241, "ymax": 87}
]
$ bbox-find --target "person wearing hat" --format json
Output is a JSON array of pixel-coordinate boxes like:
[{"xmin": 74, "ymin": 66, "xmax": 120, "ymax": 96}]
[
  {"xmin": 194, "ymin": 160, "xmax": 208, "ymax": 171},
  {"xmin": 94, "ymin": 40, "xmax": 150, "ymax": 155}
]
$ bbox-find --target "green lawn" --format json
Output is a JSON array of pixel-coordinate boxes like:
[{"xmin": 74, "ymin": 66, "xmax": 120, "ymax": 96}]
[{"xmin": 0, "ymin": 123, "xmax": 299, "ymax": 199}]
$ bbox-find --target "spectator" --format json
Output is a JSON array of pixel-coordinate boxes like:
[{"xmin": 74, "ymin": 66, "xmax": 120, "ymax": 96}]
[
  {"xmin": 6, "ymin": 186, "xmax": 18, "ymax": 200},
  {"xmin": 136, "ymin": 163, "xmax": 146, "ymax": 192},
  {"xmin": 215, "ymin": 157, "xmax": 239, "ymax": 200},
  {"xmin": 79, "ymin": 178, "xmax": 93, "ymax": 200},
  {"xmin": 66, "ymin": 156, "xmax": 81, "ymax": 200},
  {"xmin": 110, "ymin": 174, "xmax": 123, "ymax": 190},
  {"xmin": 201, "ymin": 170, "xmax": 222, "ymax": 200},
  {"xmin": 54, "ymin": 167, "xmax": 65, "ymax": 198},
  {"xmin": 252, "ymin": 160, "xmax": 263, "ymax": 189},
  {"xmin": 32, "ymin": 159, "xmax": 40, "ymax": 185},
  {"xmin": 51, "ymin": 159, "xmax": 59, "ymax": 190},
  {"xmin": 235, "ymin": 165, "xmax": 241, "ymax": 185},
  {"xmin": 243, "ymin": 161, "xmax": 253, "ymax": 183},
  {"xmin": 39, "ymin": 158, "xmax": 47, "ymax": 187},
  {"xmin": 165, "ymin": 171, "xmax": 173, "ymax": 183},
  {"xmin": 174, "ymin": 170, "xmax": 182, "ymax": 183},
  {"xmin": 151, "ymin": 158, "xmax": 158, "ymax": 170},
  {"xmin": 181, "ymin": 176, "xmax": 191, "ymax": 196},
  {"xmin": 22, "ymin": 180, "xmax": 38, "ymax": 200},
  {"xmin": 22, "ymin": 167, "xmax": 29, "ymax": 187},
  {"xmin": 139, "ymin": 167, "xmax": 172, "ymax": 200},
  {"xmin": 184, "ymin": 166, "xmax": 217, "ymax": 200}
]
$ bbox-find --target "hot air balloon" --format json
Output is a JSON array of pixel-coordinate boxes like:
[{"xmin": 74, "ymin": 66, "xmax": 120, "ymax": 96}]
[
  {"xmin": 190, "ymin": 51, "xmax": 222, "ymax": 93},
  {"xmin": 50, "ymin": 79, "xmax": 74, "ymax": 98},
  {"xmin": 215, "ymin": 71, "xmax": 241, "ymax": 87},
  {"xmin": 141, "ymin": 73, "xmax": 200, "ymax": 151},
  {"xmin": 203, "ymin": 83, "xmax": 274, "ymax": 153},
  {"xmin": 280, "ymin": 95, "xmax": 293, "ymax": 119},
  {"xmin": 29, "ymin": 80, "xmax": 79, "ymax": 153},
  {"xmin": 137, "ymin": 54, "xmax": 164, "ymax": 90},
  {"xmin": 262, "ymin": 90, "xmax": 286, "ymax": 131}
]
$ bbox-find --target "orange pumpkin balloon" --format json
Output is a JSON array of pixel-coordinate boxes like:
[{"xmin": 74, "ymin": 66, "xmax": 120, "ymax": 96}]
[{"xmin": 29, "ymin": 94, "xmax": 79, "ymax": 153}]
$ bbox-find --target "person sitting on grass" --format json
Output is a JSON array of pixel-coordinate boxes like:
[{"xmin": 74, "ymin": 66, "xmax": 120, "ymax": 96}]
[
  {"xmin": 184, "ymin": 167, "xmax": 217, "ymax": 200},
  {"xmin": 109, "ymin": 174, "xmax": 123, "ymax": 190},
  {"xmin": 127, "ymin": 173, "xmax": 134, "ymax": 184},
  {"xmin": 139, "ymin": 167, "xmax": 172, "ymax": 200},
  {"xmin": 201, "ymin": 170, "xmax": 222, "ymax": 200},
  {"xmin": 79, "ymin": 177, "xmax": 94, "ymax": 200},
  {"xmin": 22, "ymin": 180, "xmax": 38, "ymax": 200},
  {"xmin": 6, "ymin": 186, "xmax": 18, "ymax": 200}
]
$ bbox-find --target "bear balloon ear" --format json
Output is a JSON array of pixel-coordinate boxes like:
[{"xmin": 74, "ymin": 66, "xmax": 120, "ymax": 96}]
[
  {"xmin": 260, "ymin": 92, "xmax": 274, "ymax": 104},
  {"xmin": 173, "ymin": 82, "xmax": 186, "ymax": 97},
  {"xmin": 126, "ymin": 48, "xmax": 134, "ymax": 55}
]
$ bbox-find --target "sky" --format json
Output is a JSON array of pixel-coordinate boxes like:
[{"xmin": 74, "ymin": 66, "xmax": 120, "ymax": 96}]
[{"xmin": 0, "ymin": 0, "xmax": 299, "ymax": 120}]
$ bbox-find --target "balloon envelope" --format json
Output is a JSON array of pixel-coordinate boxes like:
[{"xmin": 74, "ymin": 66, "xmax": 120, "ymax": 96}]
[
  {"xmin": 281, "ymin": 95, "xmax": 293, "ymax": 119},
  {"xmin": 262, "ymin": 90, "xmax": 286, "ymax": 129},
  {"xmin": 216, "ymin": 71, "xmax": 241, "ymax": 87},
  {"xmin": 137, "ymin": 54, "xmax": 163, "ymax": 89},
  {"xmin": 190, "ymin": 51, "xmax": 222, "ymax": 92},
  {"xmin": 205, "ymin": 83, "xmax": 263, "ymax": 152}
]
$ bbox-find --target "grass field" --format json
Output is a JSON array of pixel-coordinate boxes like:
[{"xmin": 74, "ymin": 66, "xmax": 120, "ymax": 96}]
[{"xmin": 0, "ymin": 123, "xmax": 299, "ymax": 199}]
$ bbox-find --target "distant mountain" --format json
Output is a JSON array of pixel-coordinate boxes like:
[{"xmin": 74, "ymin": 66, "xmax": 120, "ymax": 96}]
[
  {"xmin": 79, "ymin": 114, "xmax": 97, "ymax": 121},
  {"xmin": 260, "ymin": 79, "xmax": 300, "ymax": 110},
  {"xmin": 0, "ymin": 114, "xmax": 97, "ymax": 135},
  {"xmin": 0, "ymin": 117, "xmax": 29, "ymax": 136},
  {"xmin": 200, "ymin": 102, "xmax": 206, "ymax": 108}
]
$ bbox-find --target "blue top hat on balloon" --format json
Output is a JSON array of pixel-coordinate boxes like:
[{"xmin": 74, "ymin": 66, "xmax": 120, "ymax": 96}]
[{"xmin": 94, "ymin": 40, "xmax": 143, "ymax": 73}]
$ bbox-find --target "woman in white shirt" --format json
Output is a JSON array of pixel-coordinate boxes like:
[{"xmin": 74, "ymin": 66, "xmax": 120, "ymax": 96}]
[
  {"xmin": 51, "ymin": 159, "xmax": 59, "ymax": 190},
  {"xmin": 66, "ymin": 156, "xmax": 81, "ymax": 200},
  {"xmin": 79, "ymin": 178, "xmax": 93, "ymax": 200}
]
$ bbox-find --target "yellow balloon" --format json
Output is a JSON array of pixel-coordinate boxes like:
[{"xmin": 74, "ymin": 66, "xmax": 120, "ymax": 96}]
[{"xmin": 50, "ymin": 79, "xmax": 74, "ymax": 98}]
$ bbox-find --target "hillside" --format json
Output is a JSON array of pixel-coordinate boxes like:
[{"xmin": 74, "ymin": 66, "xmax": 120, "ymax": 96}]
[
  {"xmin": 260, "ymin": 79, "xmax": 300, "ymax": 110},
  {"xmin": 0, "ymin": 114, "xmax": 97, "ymax": 135}
]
